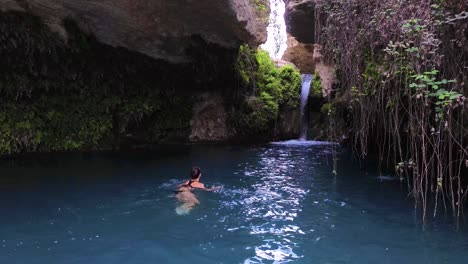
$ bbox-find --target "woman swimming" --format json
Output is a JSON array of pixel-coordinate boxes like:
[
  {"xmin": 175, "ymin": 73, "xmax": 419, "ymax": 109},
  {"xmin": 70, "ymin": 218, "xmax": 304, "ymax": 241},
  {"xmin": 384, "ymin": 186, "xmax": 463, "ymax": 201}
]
[
  {"xmin": 175, "ymin": 167, "xmax": 219, "ymax": 215},
  {"xmin": 177, "ymin": 167, "xmax": 219, "ymax": 192}
]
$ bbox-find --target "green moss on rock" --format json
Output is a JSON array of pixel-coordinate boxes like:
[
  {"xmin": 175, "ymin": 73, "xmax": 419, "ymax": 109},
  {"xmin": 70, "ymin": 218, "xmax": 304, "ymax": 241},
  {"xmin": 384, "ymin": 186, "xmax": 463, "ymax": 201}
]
[
  {"xmin": 231, "ymin": 45, "xmax": 301, "ymax": 139},
  {"xmin": 310, "ymin": 73, "xmax": 323, "ymax": 97},
  {"xmin": 0, "ymin": 12, "xmax": 194, "ymax": 155}
]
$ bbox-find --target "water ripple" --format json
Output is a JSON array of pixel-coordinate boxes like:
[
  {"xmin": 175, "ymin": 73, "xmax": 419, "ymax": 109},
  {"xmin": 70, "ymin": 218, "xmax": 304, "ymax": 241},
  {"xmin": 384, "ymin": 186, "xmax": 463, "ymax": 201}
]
[{"xmin": 220, "ymin": 147, "xmax": 312, "ymax": 263}]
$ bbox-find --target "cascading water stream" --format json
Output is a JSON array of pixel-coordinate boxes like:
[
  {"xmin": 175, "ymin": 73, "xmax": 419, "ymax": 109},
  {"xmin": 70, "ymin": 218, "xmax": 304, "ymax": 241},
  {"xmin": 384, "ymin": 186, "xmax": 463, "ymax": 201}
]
[
  {"xmin": 260, "ymin": 2, "xmax": 316, "ymax": 143},
  {"xmin": 300, "ymin": 74, "xmax": 313, "ymax": 140},
  {"xmin": 259, "ymin": 0, "xmax": 287, "ymax": 59}
]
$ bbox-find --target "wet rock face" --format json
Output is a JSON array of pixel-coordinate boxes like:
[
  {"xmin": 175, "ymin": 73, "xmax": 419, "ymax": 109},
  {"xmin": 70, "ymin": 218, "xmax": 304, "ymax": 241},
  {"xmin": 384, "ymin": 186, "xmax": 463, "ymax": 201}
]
[
  {"xmin": 284, "ymin": 0, "xmax": 316, "ymax": 43},
  {"xmin": 276, "ymin": 109, "xmax": 300, "ymax": 139},
  {"xmin": 2, "ymin": 0, "xmax": 268, "ymax": 62},
  {"xmin": 190, "ymin": 93, "xmax": 227, "ymax": 142}
]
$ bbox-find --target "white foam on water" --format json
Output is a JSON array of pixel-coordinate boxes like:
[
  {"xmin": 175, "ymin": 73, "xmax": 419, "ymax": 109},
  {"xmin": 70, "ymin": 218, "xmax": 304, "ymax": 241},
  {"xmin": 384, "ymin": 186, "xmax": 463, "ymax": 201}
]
[
  {"xmin": 249, "ymin": 243, "xmax": 301, "ymax": 263},
  {"xmin": 175, "ymin": 206, "xmax": 191, "ymax": 216},
  {"xmin": 158, "ymin": 179, "xmax": 181, "ymax": 189},
  {"xmin": 271, "ymin": 140, "xmax": 338, "ymax": 146}
]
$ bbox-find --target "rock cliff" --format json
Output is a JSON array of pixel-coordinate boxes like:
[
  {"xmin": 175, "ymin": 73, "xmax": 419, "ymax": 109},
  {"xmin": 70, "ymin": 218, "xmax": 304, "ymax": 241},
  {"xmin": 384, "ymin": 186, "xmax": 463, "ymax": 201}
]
[{"xmin": 0, "ymin": 0, "xmax": 268, "ymax": 62}]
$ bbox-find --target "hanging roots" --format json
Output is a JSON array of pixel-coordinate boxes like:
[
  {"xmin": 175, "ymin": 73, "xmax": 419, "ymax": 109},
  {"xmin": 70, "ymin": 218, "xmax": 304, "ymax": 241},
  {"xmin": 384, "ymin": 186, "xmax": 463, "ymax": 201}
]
[{"xmin": 315, "ymin": 0, "xmax": 468, "ymax": 221}]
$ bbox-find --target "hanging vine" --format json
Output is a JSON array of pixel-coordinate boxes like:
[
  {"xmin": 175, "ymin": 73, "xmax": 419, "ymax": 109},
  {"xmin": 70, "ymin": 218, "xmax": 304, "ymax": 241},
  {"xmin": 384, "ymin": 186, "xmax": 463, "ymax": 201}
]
[{"xmin": 315, "ymin": 0, "xmax": 468, "ymax": 221}]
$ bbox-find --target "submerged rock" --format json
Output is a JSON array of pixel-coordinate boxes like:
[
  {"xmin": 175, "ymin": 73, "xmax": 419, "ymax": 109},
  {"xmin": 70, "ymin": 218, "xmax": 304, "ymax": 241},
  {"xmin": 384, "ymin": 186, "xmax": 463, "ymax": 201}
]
[{"xmin": 1, "ymin": 0, "xmax": 268, "ymax": 62}]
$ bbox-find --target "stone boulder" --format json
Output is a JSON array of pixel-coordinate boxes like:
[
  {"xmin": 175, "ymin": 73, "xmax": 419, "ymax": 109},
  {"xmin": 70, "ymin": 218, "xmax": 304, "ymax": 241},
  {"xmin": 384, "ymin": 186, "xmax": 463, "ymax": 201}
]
[
  {"xmin": 0, "ymin": 0, "xmax": 268, "ymax": 62},
  {"xmin": 281, "ymin": 34, "xmax": 315, "ymax": 73},
  {"xmin": 284, "ymin": 0, "xmax": 316, "ymax": 43}
]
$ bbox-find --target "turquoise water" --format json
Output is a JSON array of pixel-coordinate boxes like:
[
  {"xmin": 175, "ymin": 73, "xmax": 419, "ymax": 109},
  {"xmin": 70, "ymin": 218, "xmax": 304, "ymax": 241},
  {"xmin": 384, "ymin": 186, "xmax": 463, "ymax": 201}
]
[{"xmin": 0, "ymin": 143, "xmax": 467, "ymax": 264}]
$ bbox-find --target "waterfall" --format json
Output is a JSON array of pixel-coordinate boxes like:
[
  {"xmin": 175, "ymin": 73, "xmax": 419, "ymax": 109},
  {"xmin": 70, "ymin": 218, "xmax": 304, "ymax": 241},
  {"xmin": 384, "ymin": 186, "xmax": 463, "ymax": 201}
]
[
  {"xmin": 300, "ymin": 74, "xmax": 313, "ymax": 140},
  {"xmin": 259, "ymin": 0, "xmax": 287, "ymax": 59},
  {"xmin": 260, "ymin": 1, "xmax": 312, "ymax": 141}
]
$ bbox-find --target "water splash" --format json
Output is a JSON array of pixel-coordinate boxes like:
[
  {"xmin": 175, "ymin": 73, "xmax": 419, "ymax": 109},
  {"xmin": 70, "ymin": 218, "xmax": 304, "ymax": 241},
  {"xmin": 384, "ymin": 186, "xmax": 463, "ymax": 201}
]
[
  {"xmin": 300, "ymin": 74, "xmax": 313, "ymax": 140},
  {"xmin": 271, "ymin": 140, "xmax": 337, "ymax": 146},
  {"xmin": 260, "ymin": 0, "xmax": 288, "ymax": 59}
]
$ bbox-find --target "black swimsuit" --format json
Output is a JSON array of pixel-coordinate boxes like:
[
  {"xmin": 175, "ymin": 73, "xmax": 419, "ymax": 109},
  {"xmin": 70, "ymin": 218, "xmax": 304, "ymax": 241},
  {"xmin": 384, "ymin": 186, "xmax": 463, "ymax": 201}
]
[{"xmin": 174, "ymin": 180, "xmax": 194, "ymax": 193}]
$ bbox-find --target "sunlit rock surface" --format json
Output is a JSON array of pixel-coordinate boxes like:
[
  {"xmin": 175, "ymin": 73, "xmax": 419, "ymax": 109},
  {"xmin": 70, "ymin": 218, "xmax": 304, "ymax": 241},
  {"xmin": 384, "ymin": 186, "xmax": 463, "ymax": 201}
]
[
  {"xmin": 1, "ymin": 0, "xmax": 268, "ymax": 62},
  {"xmin": 312, "ymin": 44, "xmax": 336, "ymax": 97},
  {"xmin": 281, "ymin": 34, "xmax": 315, "ymax": 73},
  {"xmin": 273, "ymin": 59, "xmax": 297, "ymax": 68}
]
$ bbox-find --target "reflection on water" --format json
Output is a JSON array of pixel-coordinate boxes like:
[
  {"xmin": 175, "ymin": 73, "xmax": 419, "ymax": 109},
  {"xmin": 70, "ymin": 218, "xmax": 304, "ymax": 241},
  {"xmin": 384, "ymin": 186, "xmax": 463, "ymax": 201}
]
[
  {"xmin": 221, "ymin": 147, "xmax": 317, "ymax": 263},
  {"xmin": 1, "ymin": 145, "xmax": 467, "ymax": 264}
]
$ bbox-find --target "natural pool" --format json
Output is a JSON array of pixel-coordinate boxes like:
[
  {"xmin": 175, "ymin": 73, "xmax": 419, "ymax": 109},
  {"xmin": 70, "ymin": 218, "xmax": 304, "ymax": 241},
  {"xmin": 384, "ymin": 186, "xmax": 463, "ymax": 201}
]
[{"xmin": 0, "ymin": 143, "xmax": 467, "ymax": 264}]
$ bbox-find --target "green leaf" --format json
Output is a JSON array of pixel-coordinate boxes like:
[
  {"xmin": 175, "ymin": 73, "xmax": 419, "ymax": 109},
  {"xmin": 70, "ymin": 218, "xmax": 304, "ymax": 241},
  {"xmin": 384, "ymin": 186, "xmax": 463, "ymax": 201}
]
[{"xmin": 424, "ymin": 70, "xmax": 439, "ymax": 75}]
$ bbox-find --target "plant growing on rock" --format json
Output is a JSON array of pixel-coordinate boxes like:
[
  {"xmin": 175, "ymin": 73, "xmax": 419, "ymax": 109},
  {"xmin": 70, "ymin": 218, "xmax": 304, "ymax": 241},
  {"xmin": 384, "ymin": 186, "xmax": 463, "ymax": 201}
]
[
  {"xmin": 316, "ymin": 0, "xmax": 468, "ymax": 221},
  {"xmin": 310, "ymin": 73, "xmax": 323, "ymax": 97},
  {"xmin": 232, "ymin": 45, "xmax": 301, "ymax": 138},
  {"xmin": 0, "ymin": 12, "xmax": 194, "ymax": 155}
]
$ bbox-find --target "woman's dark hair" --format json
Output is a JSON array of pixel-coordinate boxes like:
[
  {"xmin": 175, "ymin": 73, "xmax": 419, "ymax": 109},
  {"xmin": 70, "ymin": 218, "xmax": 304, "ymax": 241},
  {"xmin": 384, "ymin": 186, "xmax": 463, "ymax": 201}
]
[{"xmin": 190, "ymin": 167, "xmax": 201, "ymax": 179}]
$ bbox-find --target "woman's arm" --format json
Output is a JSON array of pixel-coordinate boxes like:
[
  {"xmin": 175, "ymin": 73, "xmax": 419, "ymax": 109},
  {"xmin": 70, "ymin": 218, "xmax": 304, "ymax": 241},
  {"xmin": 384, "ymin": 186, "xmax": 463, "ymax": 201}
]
[
  {"xmin": 204, "ymin": 185, "xmax": 221, "ymax": 191},
  {"xmin": 191, "ymin": 182, "xmax": 220, "ymax": 191}
]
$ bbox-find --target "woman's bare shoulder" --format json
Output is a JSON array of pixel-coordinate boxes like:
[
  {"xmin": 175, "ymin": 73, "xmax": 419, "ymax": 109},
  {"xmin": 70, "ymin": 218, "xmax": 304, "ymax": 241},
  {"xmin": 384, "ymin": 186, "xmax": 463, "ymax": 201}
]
[{"xmin": 191, "ymin": 182, "xmax": 206, "ymax": 188}]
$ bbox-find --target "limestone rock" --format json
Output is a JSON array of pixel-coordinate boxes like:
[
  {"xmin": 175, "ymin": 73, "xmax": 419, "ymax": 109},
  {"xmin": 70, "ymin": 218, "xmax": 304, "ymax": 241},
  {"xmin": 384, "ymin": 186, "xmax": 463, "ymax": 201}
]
[
  {"xmin": 284, "ymin": 0, "xmax": 316, "ymax": 43},
  {"xmin": 273, "ymin": 59, "xmax": 297, "ymax": 69},
  {"xmin": 0, "ymin": 0, "xmax": 23, "ymax": 11},
  {"xmin": 313, "ymin": 45, "xmax": 336, "ymax": 97},
  {"xmin": 281, "ymin": 34, "xmax": 315, "ymax": 73},
  {"xmin": 190, "ymin": 93, "xmax": 227, "ymax": 142},
  {"xmin": 1, "ymin": 0, "xmax": 268, "ymax": 62},
  {"xmin": 315, "ymin": 63, "xmax": 335, "ymax": 97}
]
